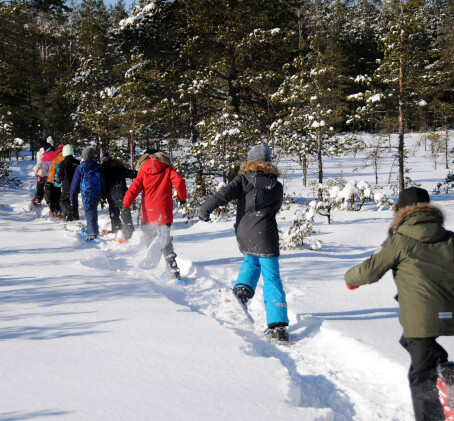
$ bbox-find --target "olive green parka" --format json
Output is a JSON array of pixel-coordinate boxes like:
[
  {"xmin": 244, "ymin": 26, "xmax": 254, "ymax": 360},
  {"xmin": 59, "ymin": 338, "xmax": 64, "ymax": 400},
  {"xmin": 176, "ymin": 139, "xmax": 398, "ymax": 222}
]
[{"xmin": 345, "ymin": 203, "xmax": 454, "ymax": 338}]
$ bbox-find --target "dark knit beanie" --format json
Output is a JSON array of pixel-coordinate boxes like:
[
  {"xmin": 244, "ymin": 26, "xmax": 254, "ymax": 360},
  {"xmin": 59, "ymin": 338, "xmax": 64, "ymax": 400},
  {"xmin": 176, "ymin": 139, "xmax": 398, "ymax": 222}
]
[
  {"xmin": 101, "ymin": 152, "xmax": 112, "ymax": 164},
  {"xmin": 247, "ymin": 144, "xmax": 272, "ymax": 162},
  {"xmin": 397, "ymin": 187, "xmax": 430, "ymax": 209}
]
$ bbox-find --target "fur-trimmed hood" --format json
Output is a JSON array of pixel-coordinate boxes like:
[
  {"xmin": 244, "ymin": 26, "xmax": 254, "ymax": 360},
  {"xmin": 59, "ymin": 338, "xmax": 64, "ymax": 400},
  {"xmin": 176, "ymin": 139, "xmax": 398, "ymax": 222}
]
[
  {"xmin": 136, "ymin": 152, "xmax": 173, "ymax": 171},
  {"xmin": 241, "ymin": 160, "xmax": 280, "ymax": 177},
  {"xmin": 389, "ymin": 203, "xmax": 446, "ymax": 243},
  {"xmin": 102, "ymin": 158, "xmax": 125, "ymax": 170}
]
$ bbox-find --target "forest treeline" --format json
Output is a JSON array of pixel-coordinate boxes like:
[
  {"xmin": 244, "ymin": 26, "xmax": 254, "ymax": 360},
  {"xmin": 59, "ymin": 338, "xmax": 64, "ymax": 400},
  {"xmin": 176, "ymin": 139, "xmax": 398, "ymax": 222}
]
[{"xmin": 1, "ymin": 0, "xmax": 454, "ymax": 193}]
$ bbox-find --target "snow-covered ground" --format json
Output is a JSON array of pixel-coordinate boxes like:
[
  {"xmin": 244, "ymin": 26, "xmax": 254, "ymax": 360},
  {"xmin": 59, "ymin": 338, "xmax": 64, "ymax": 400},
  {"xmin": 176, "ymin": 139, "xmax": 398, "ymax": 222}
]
[{"xmin": 1, "ymin": 133, "xmax": 453, "ymax": 421}]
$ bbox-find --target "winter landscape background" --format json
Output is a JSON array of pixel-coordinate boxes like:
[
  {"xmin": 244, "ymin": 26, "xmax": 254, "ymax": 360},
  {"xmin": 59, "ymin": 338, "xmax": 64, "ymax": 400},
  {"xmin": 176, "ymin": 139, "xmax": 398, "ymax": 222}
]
[{"xmin": 1, "ymin": 132, "xmax": 454, "ymax": 421}]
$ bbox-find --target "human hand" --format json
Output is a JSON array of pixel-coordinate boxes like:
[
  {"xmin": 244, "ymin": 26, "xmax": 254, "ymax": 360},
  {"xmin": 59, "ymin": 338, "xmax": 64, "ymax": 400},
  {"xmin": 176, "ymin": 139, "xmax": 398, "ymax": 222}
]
[
  {"xmin": 199, "ymin": 214, "xmax": 210, "ymax": 222},
  {"xmin": 120, "ymin": 207, "xmax": 129, "ymax": 219}
]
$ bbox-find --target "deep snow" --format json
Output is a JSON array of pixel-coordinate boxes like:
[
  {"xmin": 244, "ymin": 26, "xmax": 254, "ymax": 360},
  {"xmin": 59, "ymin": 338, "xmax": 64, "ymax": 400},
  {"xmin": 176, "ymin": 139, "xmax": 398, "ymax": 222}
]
[{"xmin": 1, "ymin": 133, "xmax": 454, "ymax": 421}]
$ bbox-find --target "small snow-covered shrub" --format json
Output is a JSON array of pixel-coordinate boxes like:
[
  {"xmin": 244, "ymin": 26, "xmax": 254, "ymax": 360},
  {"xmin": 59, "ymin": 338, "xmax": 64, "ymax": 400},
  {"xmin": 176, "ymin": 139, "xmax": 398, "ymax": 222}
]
[
  {"xmin": 433, "ymin": 172, "xmax": 454, "ymax": 195},
  {"xmin": 279, "ymin": 204, "xmax": 316, "ymax": 250},
  {"xmin": 0, "ymin": 161, "xmax": 22, "ymax": 189},
  {"xmin": 313, "ymin": 176, "xmax": 393, "ymax": 215}
]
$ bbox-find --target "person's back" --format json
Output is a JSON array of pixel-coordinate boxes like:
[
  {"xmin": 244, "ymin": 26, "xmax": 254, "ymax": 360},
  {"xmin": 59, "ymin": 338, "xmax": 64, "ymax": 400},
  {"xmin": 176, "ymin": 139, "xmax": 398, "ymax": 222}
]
[
  {"xmin": 345, "ymin": 187, "xmax": 454, "ymax": 421},
  {"xmin": 124, "ymin": 152, "xmax": 186, "ymax": 225},
  {"xmin": 58, "ymin": 145, "xmax": 80, "ymax": 221}
]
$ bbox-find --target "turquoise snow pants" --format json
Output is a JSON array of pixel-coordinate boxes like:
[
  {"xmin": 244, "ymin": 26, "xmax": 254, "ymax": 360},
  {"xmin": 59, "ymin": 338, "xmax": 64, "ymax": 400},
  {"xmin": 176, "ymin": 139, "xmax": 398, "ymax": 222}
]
[{"xmin": 234, "ymin": 254, "xmax": 289, "ymax": 327}]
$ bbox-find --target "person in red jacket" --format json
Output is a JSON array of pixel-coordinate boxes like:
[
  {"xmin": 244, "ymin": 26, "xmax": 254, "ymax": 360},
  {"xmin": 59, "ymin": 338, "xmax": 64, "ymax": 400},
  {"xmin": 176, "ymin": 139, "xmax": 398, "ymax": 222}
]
[{"xmin": 122, "ymin": 151, "xmax": 187, "ymax": 280}]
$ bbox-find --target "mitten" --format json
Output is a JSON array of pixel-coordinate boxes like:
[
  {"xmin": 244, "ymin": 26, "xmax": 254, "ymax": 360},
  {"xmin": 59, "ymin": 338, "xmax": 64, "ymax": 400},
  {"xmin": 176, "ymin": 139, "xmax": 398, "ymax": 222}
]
[
  {"xmin": 120, "ymin": 207, "xmax": 129, "ymax": 219},
  {"xmin": 346, "ymin": 284, "xmax": 359, "ymax": 290}
]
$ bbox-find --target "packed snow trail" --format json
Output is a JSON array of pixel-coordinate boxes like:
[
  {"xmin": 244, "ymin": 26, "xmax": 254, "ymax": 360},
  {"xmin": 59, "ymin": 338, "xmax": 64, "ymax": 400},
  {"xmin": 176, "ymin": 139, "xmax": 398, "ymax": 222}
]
[{"xmin": 6, "ymin": 157, "xmax": 453, "ymax": 420}]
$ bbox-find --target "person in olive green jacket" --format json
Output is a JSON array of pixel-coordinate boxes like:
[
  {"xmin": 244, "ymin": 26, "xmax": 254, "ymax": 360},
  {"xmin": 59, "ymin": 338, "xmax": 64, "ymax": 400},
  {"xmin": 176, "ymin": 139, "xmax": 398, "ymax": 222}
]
[{"xmin": 345, "ymin": 187, "xmax": 454, "ymax": 421}]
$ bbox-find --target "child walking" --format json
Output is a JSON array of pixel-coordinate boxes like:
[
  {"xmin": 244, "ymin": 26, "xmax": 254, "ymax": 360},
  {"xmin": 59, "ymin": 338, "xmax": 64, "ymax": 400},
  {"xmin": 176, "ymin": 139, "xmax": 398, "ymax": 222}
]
[
  {"xmin": 70, "ymin": 146, "xmax": 106, "ymax": 241},
  {"xmin": 122, "ymin": 151, "xmax": 186, "ymax": 279},
  {"xmin": 345, "ymin": 187, "xmax": 454, "ymax": 421},
  {"xmin": 198, "ymin": 144, "xmax": 290, "ymax": 344}
]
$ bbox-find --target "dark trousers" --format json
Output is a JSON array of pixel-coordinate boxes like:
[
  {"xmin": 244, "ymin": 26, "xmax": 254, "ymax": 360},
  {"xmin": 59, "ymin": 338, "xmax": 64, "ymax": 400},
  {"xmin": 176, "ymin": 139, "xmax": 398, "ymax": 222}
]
[
  {"xmin": 34, "ymin": 177, "xmax": 46, "ymax": 202},
  {"xmin": 45, "ymin": 184, "xmax": 61, "ymax": 212},
  {"xmin": 108, "ymin": 199, "xmax": 134, "ymax": 239},
  {"xmin": 400, "ymin": 336, "xmax": 448, "ymax": 421},
  {"xmin": 141, "ymin": 222, "xmax": 177, "ymax": 270},
  {"xmin": 60, "ymin": 191, "xmax": 79, "ymax": 221},
  {"xmin": 84, "ymin": 202, "xmax": 99, "ymax": 237}
]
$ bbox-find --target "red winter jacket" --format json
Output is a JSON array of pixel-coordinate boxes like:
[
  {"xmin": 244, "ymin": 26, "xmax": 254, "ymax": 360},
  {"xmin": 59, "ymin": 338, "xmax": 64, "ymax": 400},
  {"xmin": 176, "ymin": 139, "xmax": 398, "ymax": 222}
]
[{"xmin": 123, "ymin": 154, "xmax": 187, "ymax": 225}]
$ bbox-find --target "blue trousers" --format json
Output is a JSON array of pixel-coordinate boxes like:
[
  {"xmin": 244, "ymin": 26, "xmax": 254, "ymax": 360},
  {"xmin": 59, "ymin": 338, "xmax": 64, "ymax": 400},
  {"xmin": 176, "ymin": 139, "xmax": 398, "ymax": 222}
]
[
  {"xmin": 83, "ymin": 202, "xmax": 99, "ymax": 237},
  {"xmin": 234, "ymin": 254, "xmax": 289, "ymax": 326}
]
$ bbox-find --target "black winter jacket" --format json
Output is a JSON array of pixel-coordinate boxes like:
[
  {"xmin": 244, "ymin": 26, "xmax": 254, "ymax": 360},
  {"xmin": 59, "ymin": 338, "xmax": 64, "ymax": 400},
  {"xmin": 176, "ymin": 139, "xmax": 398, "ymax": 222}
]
[
  {"xmin": 57, "ymin": 155, "xmax": 80, "ymax": 197},
  {"xmin": 102, "ymin": 158, "xmax": 137, "ymax": 207},
  {"xmin": 199, "ymin": 161, "xmax": 283, "ymax": 257}
]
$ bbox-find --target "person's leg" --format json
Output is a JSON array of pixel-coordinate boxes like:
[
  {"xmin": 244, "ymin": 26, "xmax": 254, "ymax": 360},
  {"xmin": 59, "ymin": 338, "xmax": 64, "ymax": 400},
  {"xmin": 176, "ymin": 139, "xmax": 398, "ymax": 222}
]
[
  {"xmin": 34, "ymin": 178, "xmax": 45, "ymax": 203},
  {"xmin": 121, "ymin": 207, "xmax": 135, "ymax": 240},
  {"xmin": 400, "ymin": 336, "xmax": 448, "ymax": 421},
  {"xmin": 141, "ymin": 222, "xmax": 159, "ymax": 247},
  {"xmin": 44, "ymin": 183, "xmax": 53, "ymax": 208},
  {"xmin": 53, "ymin": 187, "xmax": 61, "ymax": 213},
  {"xmin": 84, "ymin": 202, "xmax": 99, "ymax": 237},
  {"xmin": 161, "ymin": 224, "xmax": 181, "ymax": 279},
  {"xmin": 259, "ymin": 256, "xmax": 289, "ymax": 327},
  {"xmin": 108, "ymin": 199, "xmax": 122, "ymax": 233},
  {"xmin": 233, "ymin": 254, "xmax": 261, "ymax": 299},
  {"xmin": 59, "ymin": 192, "xmax": 71, "ymax": 220}
]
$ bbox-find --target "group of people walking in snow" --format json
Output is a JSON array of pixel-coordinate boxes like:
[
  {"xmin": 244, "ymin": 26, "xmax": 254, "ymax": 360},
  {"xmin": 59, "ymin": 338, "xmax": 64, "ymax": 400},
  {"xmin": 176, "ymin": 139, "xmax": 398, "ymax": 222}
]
[{"xmin": 32, "ymin": 140, "xmax": 454, "ymax": 420}]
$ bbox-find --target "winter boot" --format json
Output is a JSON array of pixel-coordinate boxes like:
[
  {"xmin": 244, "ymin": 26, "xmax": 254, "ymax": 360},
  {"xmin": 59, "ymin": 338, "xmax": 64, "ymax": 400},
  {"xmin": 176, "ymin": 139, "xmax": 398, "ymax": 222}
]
[
  {"xmin": 437, "ymin": 362, "xmax": 454, "ymax": 420},
  {"xmin": 31, "ymin": 198, "xmax": 42, "ymax": 208},
  {"xmin": 265, "ymin": 323, "xmax": 290, "ymax": 345},
  {"xmin": 165, "ymin": 253, "xmax": 181, "ymax": 280},
  {"xmin": 233, "ymin": 287, "xmax": 252, "ymax": 307},
  {"xmin": 87, "ymin": 234, "xmax": 98, "ymax": 242}
]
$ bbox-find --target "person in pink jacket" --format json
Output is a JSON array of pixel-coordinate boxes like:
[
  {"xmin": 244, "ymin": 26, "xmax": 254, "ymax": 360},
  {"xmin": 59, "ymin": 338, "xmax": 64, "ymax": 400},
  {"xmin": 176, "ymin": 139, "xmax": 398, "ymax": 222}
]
[{"xmin": 32, "ymin": 142, "xmax": 54, "ymax": 207}]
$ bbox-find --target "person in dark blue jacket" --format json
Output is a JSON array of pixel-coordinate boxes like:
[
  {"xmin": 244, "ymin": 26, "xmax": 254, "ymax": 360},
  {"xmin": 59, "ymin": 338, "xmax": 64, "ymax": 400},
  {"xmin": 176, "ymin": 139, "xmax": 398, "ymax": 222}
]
[
  {"xmin": 198, "ymin": 144, "xmax": 289, "ymax": 344},
  {"xmin": 70, "ymin": 146, "xmax": 106, "ymax": 241}
]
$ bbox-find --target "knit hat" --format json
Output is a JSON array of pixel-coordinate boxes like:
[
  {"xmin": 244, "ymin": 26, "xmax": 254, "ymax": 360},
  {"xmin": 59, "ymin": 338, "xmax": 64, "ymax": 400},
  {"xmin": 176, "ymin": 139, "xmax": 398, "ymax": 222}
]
[
  {"xmin": 397, "ymin": 187, "xmax": 430, "ymax": 209},
  {"xmin": 62, "ymin": 145, "xmax": 74, "ymax": 157},
  {"xmin": 101, "ymin": 152, "xmax": 112, "ymax": 164},
  {"xmin": 247, "ymin": 144, "xmax": 272, "ymax": 162},
  {"xmin": 44, "ymin": 142, "xmax": 54, "ymax": 152},
  {"xmin": 57, "ymin": 142, "xmax": 66, "ymax": 154},
  {"xmin": 82, "ymin": 146, "xmax": 96, "ymax": 160}
]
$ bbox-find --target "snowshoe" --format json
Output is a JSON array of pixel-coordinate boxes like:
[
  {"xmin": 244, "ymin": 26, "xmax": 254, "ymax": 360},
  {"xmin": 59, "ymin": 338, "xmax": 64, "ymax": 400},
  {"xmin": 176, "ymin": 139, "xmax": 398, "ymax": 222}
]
[
  {"xmin": 233, "ymin": 287, "xmax": 252, "ymax": 306},
  {"xmin": 31, "ymin": 198, "xmax": 42, "ymax": 208},
  {"xmin": 437, "ymin": 362, "xmax": 454, "ymax": 420},
  {"xmin": 221, "ymin": 286, "xmax": 255, "ymax": 324},
  {"xmin": 264, "ymin": 325, "xmax": 291, "ymax": 346},
  {"xmin": 49, "ymin": 210, "xmax": 63, "ymax": 219}
]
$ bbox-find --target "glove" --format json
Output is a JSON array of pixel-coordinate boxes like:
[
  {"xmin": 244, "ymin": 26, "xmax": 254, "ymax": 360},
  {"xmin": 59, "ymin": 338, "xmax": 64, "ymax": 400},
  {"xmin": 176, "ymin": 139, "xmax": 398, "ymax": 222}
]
[
  {"xmin": 346, "ymin": 284, "xmax": 359, "ymax": 290},
  {"xmin": 199, "ymin": 214, "xmax": 210, "ymax": 222},
  {"xmin": 100, "ymin": 199, "xmax": 106, "ymax": 209},
  {"xmin": 120, "ymin": 207, "xmax": 129, "ymax": 219},
  {"xmin": 179, "ymin": 200, "xmax": 186, "ymax": 206}
]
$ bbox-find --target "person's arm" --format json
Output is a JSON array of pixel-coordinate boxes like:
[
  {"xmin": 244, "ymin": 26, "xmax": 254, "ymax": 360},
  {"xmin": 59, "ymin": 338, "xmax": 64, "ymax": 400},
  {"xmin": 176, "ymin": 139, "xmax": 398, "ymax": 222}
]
[
  {"xmin": 170, "ymin": 169, "xmax": 187, "ymax": 202},
  {"xmin": 344, "ymin": 235, "xmax": 400, "ymax": 288},
  {"xmin": 123, "ymin": 170, "xmax": 144, "ymax": 208},
  {"xmin": 70, "ymin": 166, "xmax": 81, "ymax": 204},
  {"xmin": 47, "ymin": 160, "xmax": 56, "ymax": 183},
  {"xmin": 199, "ymin": 175, "xmax": 242, "ymax": 221}
]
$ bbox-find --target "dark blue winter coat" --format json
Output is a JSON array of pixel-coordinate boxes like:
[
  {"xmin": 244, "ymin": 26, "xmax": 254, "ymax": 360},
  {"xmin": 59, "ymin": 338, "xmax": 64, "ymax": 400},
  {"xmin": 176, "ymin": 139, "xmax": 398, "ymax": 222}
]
[{"xmin": 70, "ymin": 159, "xmax": 106, "ymax": 207}]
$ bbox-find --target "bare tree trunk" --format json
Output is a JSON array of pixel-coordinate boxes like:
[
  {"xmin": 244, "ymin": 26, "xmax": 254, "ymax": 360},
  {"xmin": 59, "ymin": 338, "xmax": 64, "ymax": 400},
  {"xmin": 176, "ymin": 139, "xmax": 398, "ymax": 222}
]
[
  {"xmin": 130, "ymin": 110, "xmax": 137, "ymax": 170},
  {"xmin": 397, "ymin": 0, "xmax": 405, "ymax": 192}
]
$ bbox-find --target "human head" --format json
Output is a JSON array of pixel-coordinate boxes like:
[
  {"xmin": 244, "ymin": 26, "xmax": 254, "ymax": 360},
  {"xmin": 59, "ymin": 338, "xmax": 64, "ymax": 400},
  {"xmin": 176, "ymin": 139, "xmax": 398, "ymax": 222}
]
[
  {"xmin": 82, "ymin": 146, "xmax": 96, "ymax": 160},
  {"xmin": 101, "ymin": 152, "xmax": 112, "ymax": 164},
  {"xmin": 396, "ymin": 187, "xmax": 430, "ymax": 211},
  {"xmin": 62, "ymin": 145, "xmax": 74, "ymax": 157},
  {"xmin": 57, "ymin": 142, "xmax": 66, "ymax": 154},
  {"xmin": 44, "ymin": 142, "xmax": 54, "ymax": 152},
  {"xmin": 247, "ymin": 144, "xmax": 272, "ymax": 163}
]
